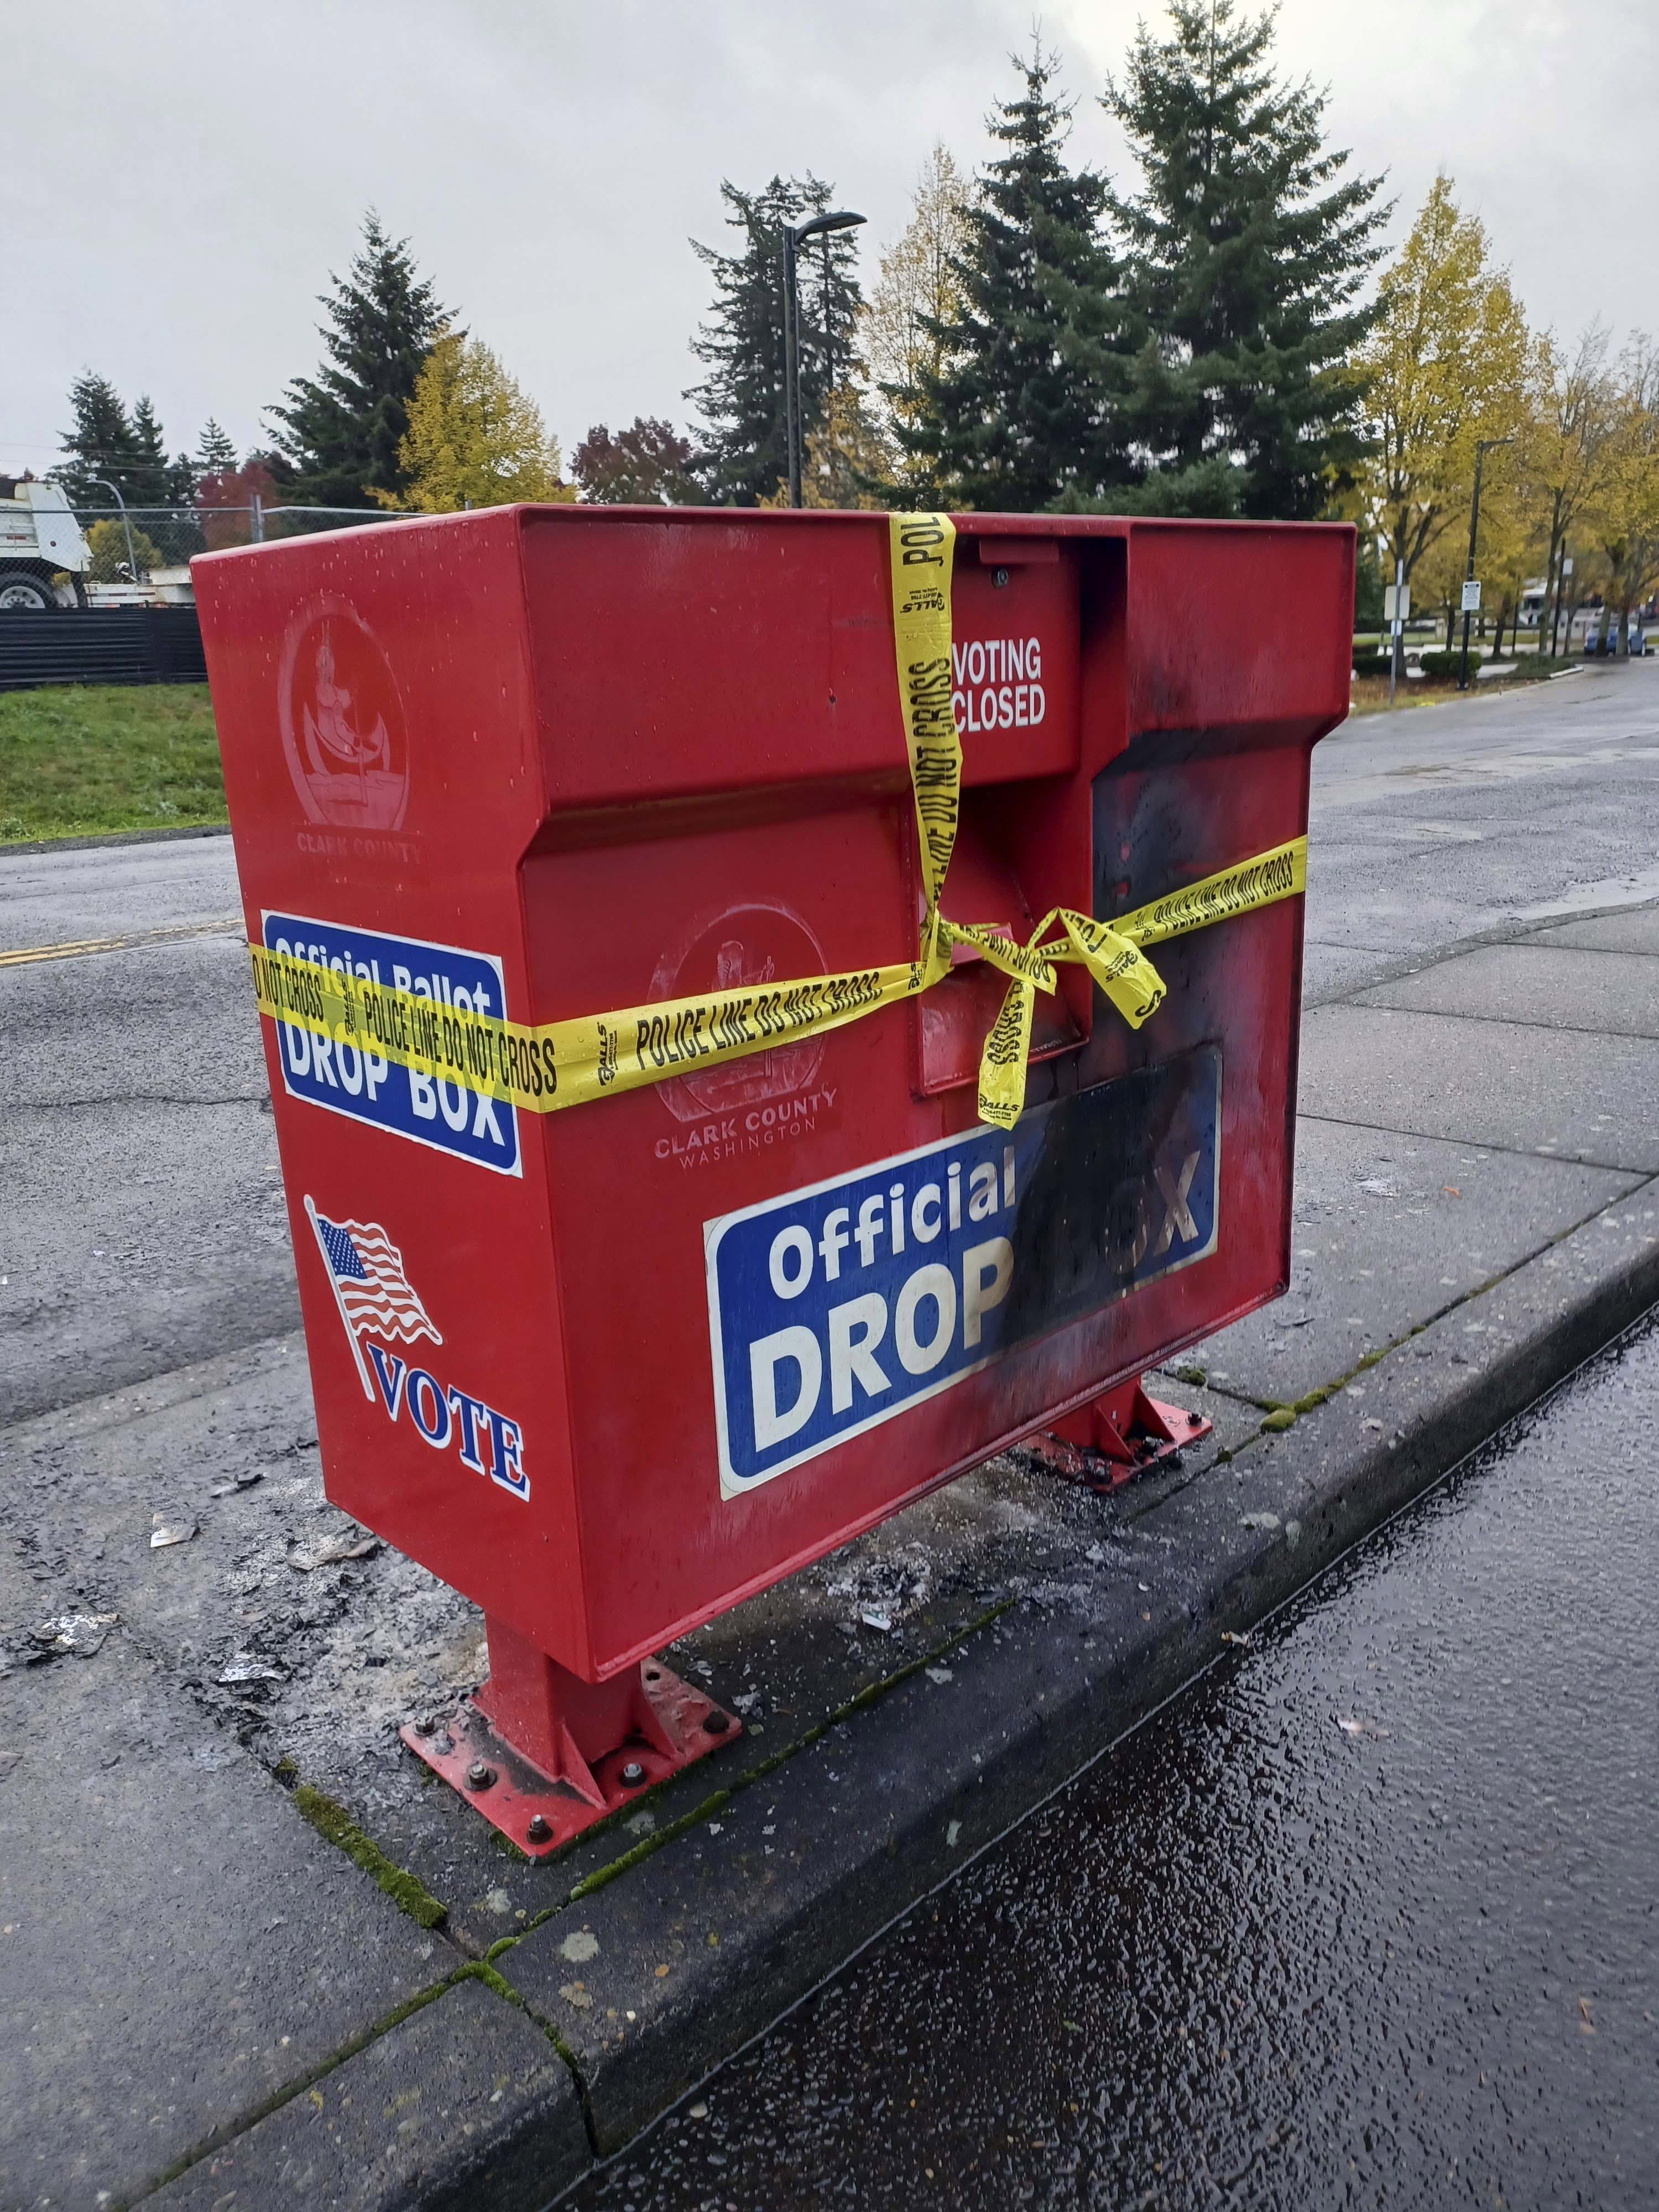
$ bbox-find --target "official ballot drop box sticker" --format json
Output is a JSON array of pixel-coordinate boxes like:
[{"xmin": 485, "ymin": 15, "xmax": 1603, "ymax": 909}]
[
  {"xmin": 708, "ymin": 1049, "xmax": 1220, "ymax": 1492},
  {"xmin": 262, "ymin": 911, "xmax": 521, "ymax": 1175},
  {"xmin": 196, "ymin": 507, "xmax": 1354, "ymax": 1683}
]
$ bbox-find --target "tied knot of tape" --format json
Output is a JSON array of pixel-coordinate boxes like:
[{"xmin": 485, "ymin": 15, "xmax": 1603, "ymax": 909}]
[{"xmin": 248, "ymin": 514, "xmax": 1308, "ymax": 1133}]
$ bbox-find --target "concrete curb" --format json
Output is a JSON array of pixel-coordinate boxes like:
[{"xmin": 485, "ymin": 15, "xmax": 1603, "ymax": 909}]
[
  {"xmin": 0, "ymin": 821, "xmax": 230, "ymax": 858},
  {"xmin": 467, "ymin": 1176, "xmax": 1659, "ymax": 2183}
]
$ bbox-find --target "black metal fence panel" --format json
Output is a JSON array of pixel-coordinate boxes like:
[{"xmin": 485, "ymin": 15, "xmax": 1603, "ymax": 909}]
[{"xmin": 0, "ymin": 608, "xmax": 207, "ymax": 692}]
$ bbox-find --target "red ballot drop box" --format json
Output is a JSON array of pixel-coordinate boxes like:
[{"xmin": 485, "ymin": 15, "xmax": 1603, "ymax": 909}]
[{"xmin": 195, "ymin": 507, "xmax": 1353, "ymax": 1853}]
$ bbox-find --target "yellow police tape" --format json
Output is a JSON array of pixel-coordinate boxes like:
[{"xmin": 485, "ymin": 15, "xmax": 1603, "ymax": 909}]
[{"xmin": 248, "ymin": 514, "xmax": 1307, "ymax": 1133}]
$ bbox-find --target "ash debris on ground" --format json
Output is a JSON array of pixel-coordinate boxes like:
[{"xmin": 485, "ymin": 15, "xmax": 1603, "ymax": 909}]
[
  {"xmin": 0, "ymin": 1362, "xmax": 483, "ymax": 1820},
  {"xmin": 0, "ymin": 1329, "xmax": 1248, "ymax": 1948}
]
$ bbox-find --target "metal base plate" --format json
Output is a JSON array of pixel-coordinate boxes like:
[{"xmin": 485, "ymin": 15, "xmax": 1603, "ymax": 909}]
[
  {"xmin": 400, "ymin": 1661, "xmax": 739, "ymax": 1859},
  {"xmin": 1026, "ymin": 1387, "xmax": 1213, "ymax": 1495}
]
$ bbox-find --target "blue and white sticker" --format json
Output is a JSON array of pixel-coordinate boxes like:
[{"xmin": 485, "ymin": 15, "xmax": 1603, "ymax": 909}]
[
  {"xmin": 706, "ymin": 1050, "xmax": 1221, "ymax": 1496},
  {"xmin": 262, "ymin": 911, "xmax": 520, "ymax": 1177}
]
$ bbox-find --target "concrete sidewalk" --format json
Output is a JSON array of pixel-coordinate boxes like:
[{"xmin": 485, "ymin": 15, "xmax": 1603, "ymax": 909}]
[{"xmin": 4, "ymin": 892, "xmax": 1658, "ymax": 2209}]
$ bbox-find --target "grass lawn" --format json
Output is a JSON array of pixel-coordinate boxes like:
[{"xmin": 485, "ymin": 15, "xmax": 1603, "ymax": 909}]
[
  {"xmin": 0, "ymin": 683, "xmax": 227, "ymax": 843},
  {"xmin": 1347, "ymin": 675, "xmax": 1457, "ymax": 717}
]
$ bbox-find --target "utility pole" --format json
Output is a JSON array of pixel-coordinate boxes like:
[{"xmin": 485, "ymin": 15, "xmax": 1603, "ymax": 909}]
[
  {"xmin": 780, "ymin": 208, "xmax": 866, "ymax": 509},
  {"xmin": 1459, "ymin": 436, "xmax": 1512, "ymax": 692}
]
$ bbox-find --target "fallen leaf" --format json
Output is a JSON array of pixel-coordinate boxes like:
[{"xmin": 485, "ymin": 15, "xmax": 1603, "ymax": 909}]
[
  {"xmin": 1443, "ymin": 1186, "xmax": 1461, "ymax": 1198},
  {"xmin": 1220, "ymin": 1629, "xmax": 1251, "ymax": 1648}
]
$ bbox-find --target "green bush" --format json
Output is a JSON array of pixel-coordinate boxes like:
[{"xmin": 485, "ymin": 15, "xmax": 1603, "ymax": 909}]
[{"xmin": 1416, "ymin": 650, "xmax": 1465, "ymax": 681}]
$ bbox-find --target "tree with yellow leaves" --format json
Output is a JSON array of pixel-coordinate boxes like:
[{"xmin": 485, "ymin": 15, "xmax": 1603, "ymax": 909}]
[
  {"xmin": 795, "ymin": 383, "xmax": 897, "ymax": 508},
  {"xmin": 377, "ymin": 333, "xmax": 573, "ymax": 512},
  {"xmin": 860, "ymin": 144, "xmax": 972, "ymax": 497},
  {"xmin": 1583, "ymin": 339, "xmax": 1659, "ymax": 653},
  {"xmin": 1350, "ymin": 175, "xmax": 1529, "ymax": 655},
  {"xmin": 1525, "ymin": 326, "xmax": 1615, "ymax": 650}
]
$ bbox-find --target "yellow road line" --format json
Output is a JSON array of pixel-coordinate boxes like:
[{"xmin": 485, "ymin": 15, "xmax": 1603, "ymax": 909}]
[{"xmin": 0, "ymin": 918, "xmax": 243, "ymax": 970}]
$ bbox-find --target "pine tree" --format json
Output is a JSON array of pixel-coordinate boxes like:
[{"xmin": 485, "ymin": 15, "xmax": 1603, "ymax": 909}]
[
  {"xmin": 194, "ymin": 419, "xmax": 239, "ymax": 477},
  {"xmin": 686, "ymin": 176, "xmax": 863, "ymax": 506},
  {"xmin": 1103, "ymin": 0, "xmax": 1387, "ymax": 519},
  {"xmin": 127, "ymin": 397, "xmax": 177, "ymax": 507},
  {"xmin": 58, "ymin": 373, "xmax": 141, "ymax": 506},
  {"xmin": 899, "ymin": 49, "xmax": 1131, "ymax": 512},
  {"xmin": 267, "ymin": 213, "xmax": 445, "ymax": 507}
]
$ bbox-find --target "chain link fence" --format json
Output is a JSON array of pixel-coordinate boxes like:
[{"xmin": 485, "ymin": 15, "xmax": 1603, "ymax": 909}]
[{"xmin": 69, "ymin": 502, "xmax": 417, "ymax": 598}]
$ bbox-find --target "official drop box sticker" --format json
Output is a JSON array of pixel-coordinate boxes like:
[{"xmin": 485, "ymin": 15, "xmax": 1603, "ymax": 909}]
[
  {"xmin": 262, "ymin": 911, "xmax": 521, "ymax": 1176},
  {"xmin": 706, "ymin": 1047, "xmax": 1221, "ymax": 1496}
]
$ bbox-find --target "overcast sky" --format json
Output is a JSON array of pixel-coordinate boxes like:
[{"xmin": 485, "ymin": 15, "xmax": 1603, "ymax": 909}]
[{"xmin": 11, "ymin": 0, "xmax": 1656, "ymax": 482}]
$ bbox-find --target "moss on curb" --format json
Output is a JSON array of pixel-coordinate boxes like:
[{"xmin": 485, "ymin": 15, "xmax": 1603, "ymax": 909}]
[
  {"xmin": 292, "ymin": 1784, "xmax": 448, "ymax": 1930},
  {"xmin": 570, "ymin": 1791, "xmax": 732, "ymax": 1902},
  {"xmin": 1260, "ymin": 1407, "xmax": 1297, "ymax": 1433}
]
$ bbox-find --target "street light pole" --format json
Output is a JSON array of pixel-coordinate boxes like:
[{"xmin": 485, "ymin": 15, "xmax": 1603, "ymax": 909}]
[
  {"xmin": 85, "ymin": 476, "xmax": 139, "ymax": 585},
  {"xmin": 1459, "ymin": 436, "xmax": 1512, "ymax": 692},
  {"xmin": 780, "ymin": 208, "xmax": 866, "ymax": 509},
  {"xmin": 782, "ymin": 226, "xmax": 802, "ymax": 510}
]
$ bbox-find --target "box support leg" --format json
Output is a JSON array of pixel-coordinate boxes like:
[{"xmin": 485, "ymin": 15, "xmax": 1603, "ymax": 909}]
[
  {"xmin": 1026, "ymin": 1374, "xmax": 1212, "ymax": 1495},
  {"xmin": 400, "ymin": 1617, "xmax": 739, "ymax": 1858}
]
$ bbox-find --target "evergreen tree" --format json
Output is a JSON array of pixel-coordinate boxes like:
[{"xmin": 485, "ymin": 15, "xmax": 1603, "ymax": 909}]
[
  {"xmin": 899, "ymin": 49, "xmax": 1131, "ymax": 512},
  {"xmin": 267, "ymin": 213, "xmax": 445, "ymax": 507},
  {"xmin": 127, "ymin": 397, "xmax": 178, "ymax": 506},
  {"xmin": 1102, "ymin": 0, "xmax": 1387, "ymax": 519},
  {"xmin": 687, "ymin": 176, "xmax": 863, "ymax": 506},
  {"xmin": 58, "ymin": 373, "xmax": 141, "ymax": 505},
  {"xmin": 194, "ymin": 419, "xmax": 239, "ymax": 477}
]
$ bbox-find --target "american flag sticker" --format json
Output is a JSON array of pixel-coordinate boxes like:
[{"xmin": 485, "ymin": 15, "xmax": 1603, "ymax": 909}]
[
  {"xmin": 301, "ymin": 1194, "xmax": 529, "ymax": 1499},
  {"xmin": 305, "ymin": 1196, "xmax": 441, "ymax": 1400}
]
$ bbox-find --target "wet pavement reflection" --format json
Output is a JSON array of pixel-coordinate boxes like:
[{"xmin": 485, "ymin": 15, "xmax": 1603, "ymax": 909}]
[{"xmin": 570, "ymin": 1318, "xmax": 1659, "ymax": 2209}]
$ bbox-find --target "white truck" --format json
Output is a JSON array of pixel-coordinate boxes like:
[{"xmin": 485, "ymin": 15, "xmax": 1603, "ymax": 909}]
[{"xmin": 0, "ymin": 478, "xmax": 91, "ymax": 608}]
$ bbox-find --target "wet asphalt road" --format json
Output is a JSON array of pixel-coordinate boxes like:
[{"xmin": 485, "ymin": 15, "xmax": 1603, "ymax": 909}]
[{"xmin": 570, "ymin": 1314, "xmax": 1659, "ymax": 2211}]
